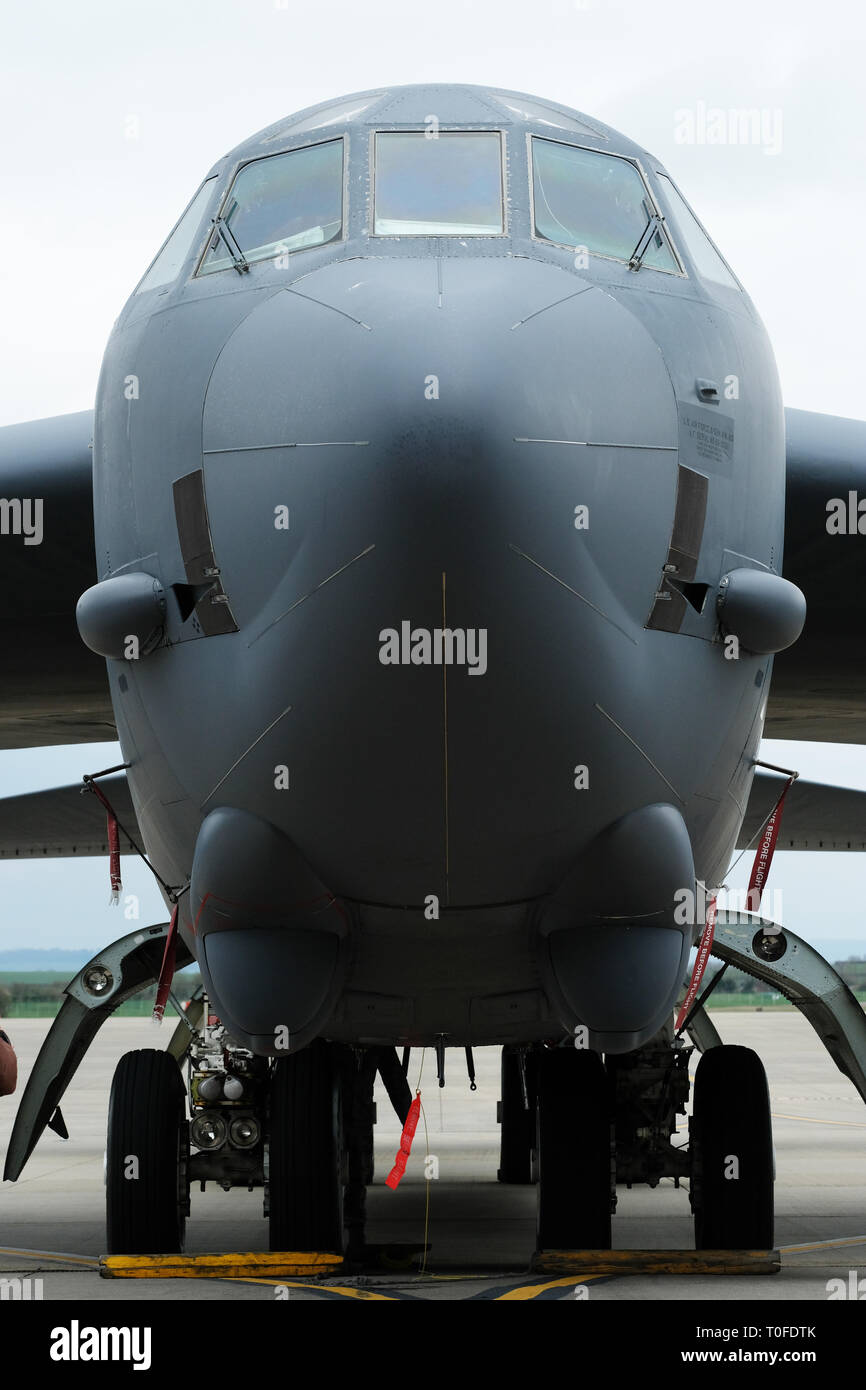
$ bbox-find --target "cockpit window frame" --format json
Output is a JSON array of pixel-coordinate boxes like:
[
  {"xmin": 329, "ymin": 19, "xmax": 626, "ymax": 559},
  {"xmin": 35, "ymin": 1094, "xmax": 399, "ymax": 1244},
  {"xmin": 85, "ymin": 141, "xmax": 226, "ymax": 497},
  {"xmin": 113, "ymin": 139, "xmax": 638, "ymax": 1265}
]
[
  {"xmin": 653, "ymin": 170, "xmax": 743, "ymax": 292},
  {"xmin": 194, "ymin": 135, "xmax": 348, "ymax": 279},
  {"xmin": 369, "ymin": 128, "xmax": 508, "ymax": 239},
  {"xmin": 133, "ymin": 176, "xmax": 219, "ymax": 295},
  {"xmin": 527, "ymin": 134, "xmax": 686, "ymax": 278}
]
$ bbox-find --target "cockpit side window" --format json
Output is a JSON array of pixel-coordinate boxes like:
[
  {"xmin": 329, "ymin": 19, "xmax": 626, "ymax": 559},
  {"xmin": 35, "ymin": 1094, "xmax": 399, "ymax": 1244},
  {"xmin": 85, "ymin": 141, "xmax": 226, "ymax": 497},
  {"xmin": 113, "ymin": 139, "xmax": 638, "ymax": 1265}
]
[
  {"xmin": 373, "ymin": 131, "xmax": 504, "ymax": 236},
  {"xmin": 654, "ymin": 174, "xmax": 741, "ymax": 290},
  {"xmin": 530, "ymin": 137, "xmax": 680, "ymax": 273},
  {"xmin": 135, "ymin": 178, "xmax": 217, "ymax": 293},
  {"xmin": 198, "ymin": 139, "xmax": 344, "ymax": 275}
]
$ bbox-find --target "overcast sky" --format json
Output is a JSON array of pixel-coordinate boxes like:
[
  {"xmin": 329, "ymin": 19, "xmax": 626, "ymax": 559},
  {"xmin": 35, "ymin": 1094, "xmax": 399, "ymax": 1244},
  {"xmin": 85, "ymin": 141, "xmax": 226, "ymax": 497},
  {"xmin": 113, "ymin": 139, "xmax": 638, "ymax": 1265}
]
[{"xmin": 1, "ymin": 0, "xmax": 865, "ymax": 957}]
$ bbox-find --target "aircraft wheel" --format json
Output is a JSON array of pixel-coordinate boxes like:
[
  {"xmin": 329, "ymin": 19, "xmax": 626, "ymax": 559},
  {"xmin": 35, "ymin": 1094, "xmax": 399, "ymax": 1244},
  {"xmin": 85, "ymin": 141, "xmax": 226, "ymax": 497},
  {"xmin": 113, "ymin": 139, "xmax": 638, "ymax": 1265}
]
[
  {"xmin": 268, "ymin": 1040, "xmax": 344, "ymax": 1253},
  {"xmin": 536, "ymin": 1047, "xmax": 612, "ymax": 1250},
  {"xmin": 691, "ymin": 1044, "xmax": 774, "ymax": 1249},
  {"xmin": 497, "ymin": 1046, "xmax": 536, "ymax": 1183},
  {"xmin": 106, "ymin": 1049, "xmax": 188, "ymax": 1255}
]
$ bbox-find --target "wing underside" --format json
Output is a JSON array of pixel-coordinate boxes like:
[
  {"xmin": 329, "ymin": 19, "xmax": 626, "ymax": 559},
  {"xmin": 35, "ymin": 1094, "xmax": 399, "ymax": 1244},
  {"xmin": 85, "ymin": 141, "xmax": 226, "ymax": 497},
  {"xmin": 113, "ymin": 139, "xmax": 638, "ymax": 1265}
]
[
  {"xmin": 0, "ymin": 775, "xmax": 139, "ymax": 858},
  {"xmin": 737, "ymin": 771, "xmax": 866, "ymax": 851}
]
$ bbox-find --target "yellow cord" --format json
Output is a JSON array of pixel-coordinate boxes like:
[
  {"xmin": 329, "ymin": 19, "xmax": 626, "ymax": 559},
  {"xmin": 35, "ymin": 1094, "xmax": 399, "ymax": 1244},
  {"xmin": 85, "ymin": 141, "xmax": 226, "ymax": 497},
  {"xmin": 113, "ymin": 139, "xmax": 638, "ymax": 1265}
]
[
  {"xmin": 419, "ymin": 1098, "xmax": 431, "ymax": 1277},
  {"xmin": 411, "ymin": 1048, "xmax": 432, "ymax": 1277}
]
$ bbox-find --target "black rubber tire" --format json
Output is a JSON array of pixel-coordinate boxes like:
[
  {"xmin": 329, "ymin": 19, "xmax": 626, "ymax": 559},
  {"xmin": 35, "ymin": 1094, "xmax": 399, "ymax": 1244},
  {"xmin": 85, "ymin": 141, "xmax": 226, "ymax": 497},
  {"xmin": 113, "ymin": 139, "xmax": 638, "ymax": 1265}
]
[
  {"xmin": 105, "ymin": 1049, "xmax": 187, "ymax": 1255},
  {"xmin": 269, "ymin": 1040, "xmax": 344, "ymax": 1253},
  {"xmin": 691, "ymin": 1044, "xmax": 774, "ymax": 1249},
  {"xmin": 536, "ymin": 1047, "xmax": 612, "ymax": 1251},
  {"xmin": 498, "ymin": 1046, "xmax": 536, "ymax": 1183}
]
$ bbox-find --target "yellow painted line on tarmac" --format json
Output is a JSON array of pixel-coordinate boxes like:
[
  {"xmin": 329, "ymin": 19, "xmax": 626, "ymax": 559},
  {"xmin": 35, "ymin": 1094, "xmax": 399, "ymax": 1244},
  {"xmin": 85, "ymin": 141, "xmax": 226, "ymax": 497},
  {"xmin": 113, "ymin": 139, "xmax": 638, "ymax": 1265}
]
[
  {"xmin": 0, "ymin": 1246, "xmax": 100, "ymax": 1267},
  {"xmin": 781, "ymin": 1236, "xmax": 866, "ymax": 1254},
  {"xmin": 495, "ymin": 1275, "xmax": 604, "ymax": 1300},
  {"xmin": 232, "ymin": 1278, "xmax": 400, "ymax": 1300}
]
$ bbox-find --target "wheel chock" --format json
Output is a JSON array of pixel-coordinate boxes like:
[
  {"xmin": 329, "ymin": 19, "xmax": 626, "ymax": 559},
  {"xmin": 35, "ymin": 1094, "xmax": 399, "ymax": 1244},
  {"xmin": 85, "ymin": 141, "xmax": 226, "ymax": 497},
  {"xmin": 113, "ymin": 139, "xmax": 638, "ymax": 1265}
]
[{"xmin": 100, "ymin": 1251, "xmax": 344, "ymax": 1279}]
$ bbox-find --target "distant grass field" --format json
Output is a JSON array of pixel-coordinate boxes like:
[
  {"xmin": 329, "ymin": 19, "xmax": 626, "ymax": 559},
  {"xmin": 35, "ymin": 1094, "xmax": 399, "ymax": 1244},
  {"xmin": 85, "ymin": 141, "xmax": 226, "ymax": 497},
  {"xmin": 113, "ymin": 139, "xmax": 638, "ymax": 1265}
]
[
  {"xmin": 706, "ymin": 993, "xmax": 794, "ymax": 1009},
  {"xmin": 706, "ymin": 990, "xmax": 866, "ymax": 1010},
  {"xmin": 0, "ymin": 969, "xmax": 201, "ymax": 1019},
  {"xmin": 0, "ymin": 967, "xmax": 862, "ymax": 1021},
  {"xmin": 2, "ymin": 992, "xmax": 864, "ymax": 1019},
  {"xmin": 3, "ymin": 997, "xmax": 167, "ymax": 1018},
  {"xmin": 0, "ymin": 972, "xmax": 76, "ymax": 985}
]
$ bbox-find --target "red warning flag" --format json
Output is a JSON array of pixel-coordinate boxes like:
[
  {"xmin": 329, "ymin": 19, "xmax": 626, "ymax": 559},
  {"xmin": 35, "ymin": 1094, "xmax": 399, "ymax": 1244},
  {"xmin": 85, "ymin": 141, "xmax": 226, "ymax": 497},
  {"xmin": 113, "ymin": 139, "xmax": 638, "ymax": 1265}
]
[
  {"xmin": 676, "ymin": 775, "xmax": 794, "ymax": 1033},
  {"xmin": 675, "ymin": 894, "xmax": 718, "ymax": 1033},
  {"xmin": 152, "ymin": 905, "xmax": 178, "ymax": 1024},
  {"xmin": 746, "ymin": 775, "xmax": 794, "ymax": 913},
  {"xmin": 385, "ymin": 1094, "xmax": 421, "ymax": 1190},
  {"xmin": 86, "ymin": 777, "xmax": 123, "ymax": 904},
  {"xmin": 106, "ymin": 810, "xmax": 122, "ymax": 904}
]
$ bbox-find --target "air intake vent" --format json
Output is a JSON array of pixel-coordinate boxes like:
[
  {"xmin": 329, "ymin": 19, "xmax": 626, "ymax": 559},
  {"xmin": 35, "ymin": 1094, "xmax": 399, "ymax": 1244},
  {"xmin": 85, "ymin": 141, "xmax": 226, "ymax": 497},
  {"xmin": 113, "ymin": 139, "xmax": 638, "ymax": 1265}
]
[
  {"xmin": 647, "ymin": 466, "xmax": 708, "ymax": 632},
  {"xmin": 173, "ymin": 470, "xmax": 238, "ymax": 637}
]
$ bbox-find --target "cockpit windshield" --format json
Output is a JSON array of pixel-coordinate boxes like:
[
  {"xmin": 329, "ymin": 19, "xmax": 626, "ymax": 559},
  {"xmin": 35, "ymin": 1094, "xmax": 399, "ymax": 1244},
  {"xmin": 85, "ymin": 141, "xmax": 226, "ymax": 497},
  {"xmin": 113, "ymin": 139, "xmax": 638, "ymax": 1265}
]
[
  {"xmin": 198, "ymin": 138, "xmax": 343, "ymax": 274},
  {"xmin": 654, "ymin": 174, "xmax": 740, "ymax": 289},
  {"xmin": 531, "ymin": 137, "xmax": 679, "ymax": 273},
  {"xmin": 135, "ymin": 178, "xmax": 216, "ymax": 293},
  {"xmin": 373, "ymin": 131, "xmax": 503, "ymax": 235}
]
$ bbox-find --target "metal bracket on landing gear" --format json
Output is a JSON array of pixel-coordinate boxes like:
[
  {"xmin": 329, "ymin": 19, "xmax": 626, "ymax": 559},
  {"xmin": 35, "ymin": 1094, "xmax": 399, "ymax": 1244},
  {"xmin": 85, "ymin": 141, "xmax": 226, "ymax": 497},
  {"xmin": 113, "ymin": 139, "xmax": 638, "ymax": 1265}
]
[
  {"xmin": 685, "ymin": 1005, "xmax": 722, "ymax": 1054},
  {"xmin": 711, "ymin": 909, "xmax": 866, "ymax": 1105},
  {"xmin": 167, "ymin": 986, "xmax": 204, "ymax": 1062},
  {"xmin": 3, "ymin": 923, "xmax": 193, "ymax": 1182}
]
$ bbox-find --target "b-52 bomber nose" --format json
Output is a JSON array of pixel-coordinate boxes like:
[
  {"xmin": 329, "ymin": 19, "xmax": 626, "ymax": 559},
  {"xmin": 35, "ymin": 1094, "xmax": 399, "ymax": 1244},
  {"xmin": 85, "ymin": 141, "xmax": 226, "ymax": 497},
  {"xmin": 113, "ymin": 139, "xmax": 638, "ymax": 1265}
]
[
  {"xmin": 183, "ymin": 256, "xmax": 697, "ymax": 1050},
  {"xmin": 195, "ymin": 257, "xmax": 683, "ymax": 899}
]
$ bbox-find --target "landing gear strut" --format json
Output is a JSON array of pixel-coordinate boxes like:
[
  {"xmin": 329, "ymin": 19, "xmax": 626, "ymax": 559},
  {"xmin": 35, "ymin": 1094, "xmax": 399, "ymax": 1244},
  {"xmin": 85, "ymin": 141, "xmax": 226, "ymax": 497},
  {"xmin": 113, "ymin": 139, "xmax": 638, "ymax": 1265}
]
[{"xmin": 497, "ymin": 1045, "xmax": 536, "ymax": 1184}]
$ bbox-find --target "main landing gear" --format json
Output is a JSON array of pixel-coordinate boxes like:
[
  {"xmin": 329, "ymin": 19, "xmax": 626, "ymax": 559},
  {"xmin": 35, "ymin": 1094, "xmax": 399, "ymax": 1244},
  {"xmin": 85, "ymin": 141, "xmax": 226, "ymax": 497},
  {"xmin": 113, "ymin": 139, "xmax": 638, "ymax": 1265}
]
[
  {"xmin": 102, "ymin": 1011, "xmax": 412, "ymax": 1258},
  {"xmin": 7, "ymin": 909, "xmax": 866, "ymax": 1259},
  {"xmin": 498, "ymin": 1032, "xmax": 775, "ymax": 1253}
]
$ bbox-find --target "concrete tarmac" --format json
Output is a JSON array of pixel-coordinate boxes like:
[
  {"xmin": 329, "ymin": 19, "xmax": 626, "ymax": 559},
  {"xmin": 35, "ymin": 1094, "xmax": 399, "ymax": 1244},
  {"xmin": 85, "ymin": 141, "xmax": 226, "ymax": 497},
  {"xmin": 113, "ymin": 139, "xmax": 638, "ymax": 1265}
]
[{"xmin": 0, "ymin": 1012, "xmax": 863, "ymax": 1301}]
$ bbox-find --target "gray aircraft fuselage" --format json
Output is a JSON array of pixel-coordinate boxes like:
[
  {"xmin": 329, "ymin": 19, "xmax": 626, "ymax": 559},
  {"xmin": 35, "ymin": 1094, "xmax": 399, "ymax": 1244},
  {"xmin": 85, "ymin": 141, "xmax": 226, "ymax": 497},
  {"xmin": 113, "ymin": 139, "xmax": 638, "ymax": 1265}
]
[{"xmin": 88, "ymin": 84, "xmax": 789, "ymax": 1057}]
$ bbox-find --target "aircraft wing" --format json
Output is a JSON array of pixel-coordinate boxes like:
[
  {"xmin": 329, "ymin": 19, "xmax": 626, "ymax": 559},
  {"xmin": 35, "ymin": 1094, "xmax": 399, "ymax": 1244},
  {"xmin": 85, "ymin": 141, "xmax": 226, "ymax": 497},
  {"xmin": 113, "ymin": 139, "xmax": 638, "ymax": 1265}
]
[
  {"xmin": 4, "ymin": 767, "xmax": 855, "ymax": 858},
  {"xmin": 0, "ymin": 774, "xmax": 139, "ymax": 859},
  {"xmin": 0, "ymin": 411, "xmax": 115, "ymax": 750},
  {"xmin": 765, "ymin": 409, "xmax": 866, "ymax": 744},
  {"xmin": 738, "ymin": 771, "xmax": 866, "ymax": 851}
]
